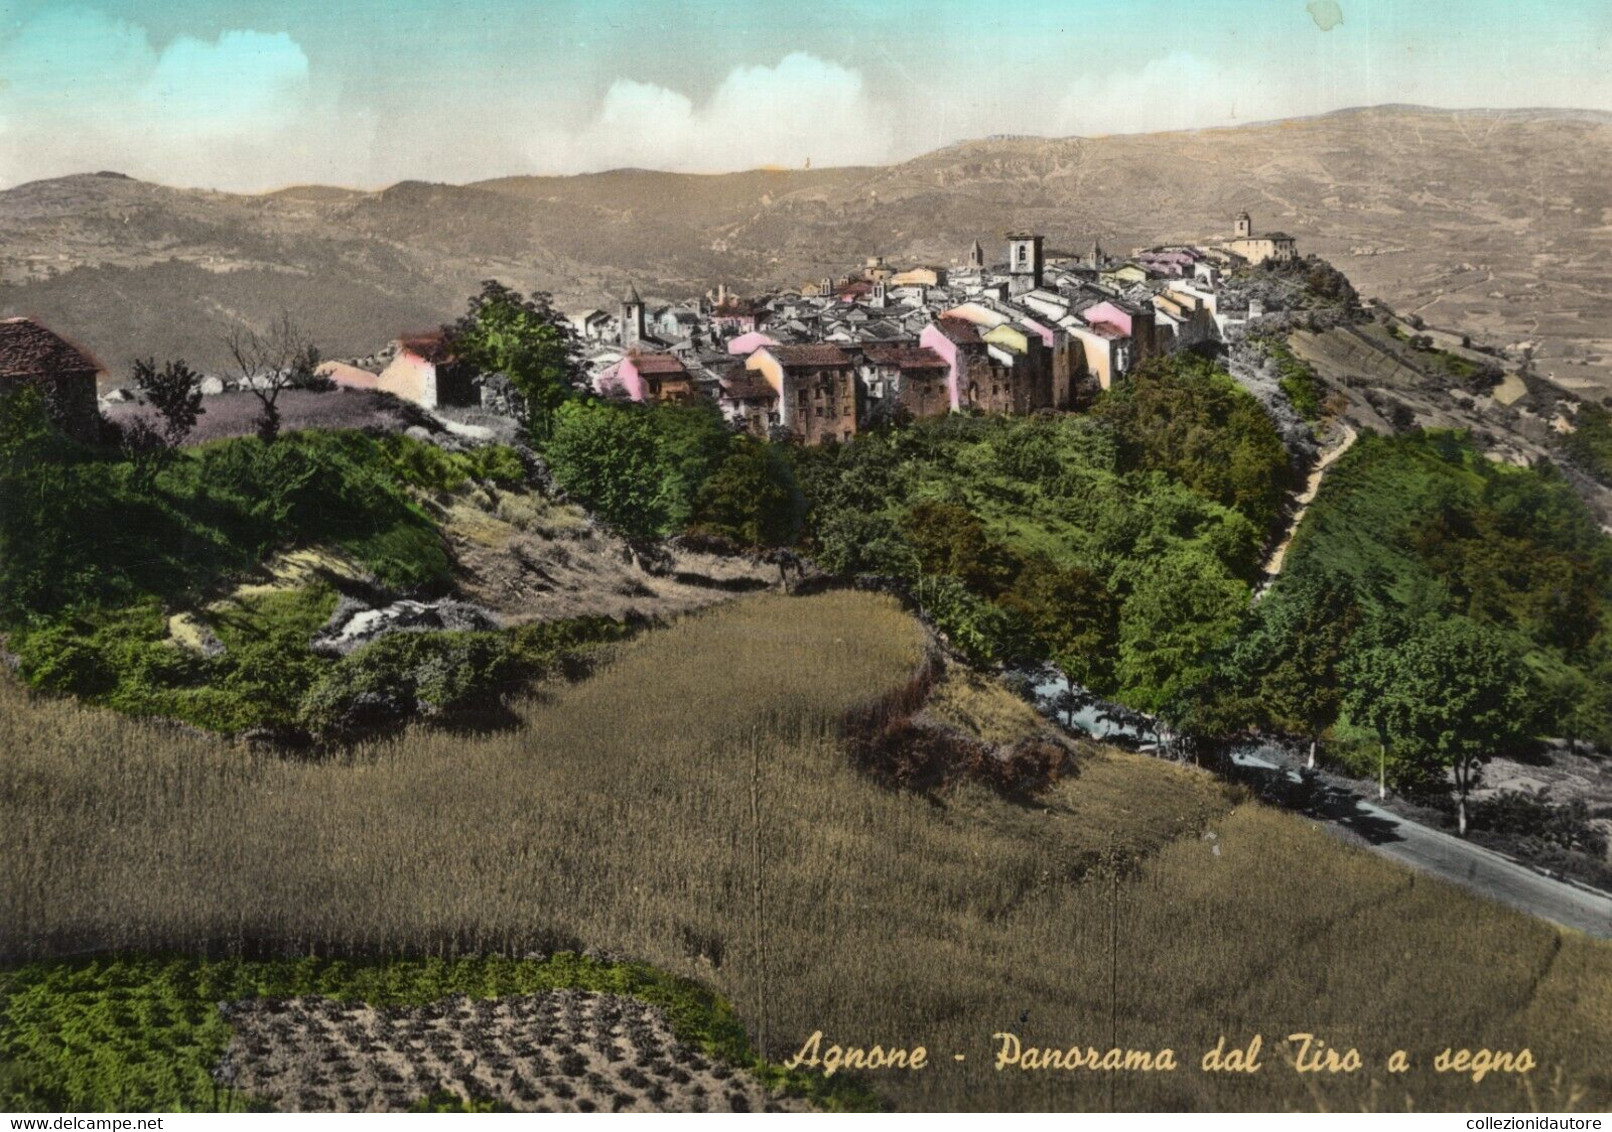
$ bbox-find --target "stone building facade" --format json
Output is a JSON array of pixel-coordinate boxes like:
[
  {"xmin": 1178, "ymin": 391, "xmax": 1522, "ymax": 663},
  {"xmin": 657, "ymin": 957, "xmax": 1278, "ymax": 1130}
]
[{"xmin": 0, "ymin": 317, "xmax": 101, "ymax": 442}]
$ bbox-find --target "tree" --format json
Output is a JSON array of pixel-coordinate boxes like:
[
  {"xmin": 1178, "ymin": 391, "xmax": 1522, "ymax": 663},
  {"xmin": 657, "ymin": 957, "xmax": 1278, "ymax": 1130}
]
[
  {"xmin": 900, "ymin": 500, "xmax": 1017, "ymax": 597},
  {"xmin": 1091, "ymin": 351, "xmax": 1295, "ymax": 534},
  {"xmin": 131, "ymin": 357, "xmax": 204, "ymax": 448},
  {"xmin": 1346, "ymin": 617, "xmax": 1533, "ymax": 835},
  {"xmin": 692, "ymin": 436, "xmax": 805, "ymax": 549},
  {"xmin": 447, "ymin": 281, "xmax": 581, "ymax": 439},
  {"xmin": 1339, "ymin": 616, "xmax": 1404, "ymax": 800},
  {"xmin": 646, "ymin": 402, "xmax": 736, "ymax": 532},
  {"xmin": 544, "ymin": 400, "xmax": 672, "ymax": 546},
  {"xmin": 1248, "ymin": 568, "xmax": 1362, "ymax": 768},
  {"xmin": 1115, "ymin": 548, "xmax": 1248, "ymax": 716},
  {"xmin": 223, "ymin": 311, "xmax": 319, "ymax": 444},
  {"xmin": 999, "ymin": 555, "xmax": 1119, "ymax": 695}
]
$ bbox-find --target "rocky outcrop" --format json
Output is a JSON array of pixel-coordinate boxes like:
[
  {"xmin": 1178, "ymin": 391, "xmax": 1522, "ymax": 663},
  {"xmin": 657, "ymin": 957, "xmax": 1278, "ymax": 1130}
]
[{"xmin": 311, "ymin": 597, "xmax": 501, "ymax": 656}]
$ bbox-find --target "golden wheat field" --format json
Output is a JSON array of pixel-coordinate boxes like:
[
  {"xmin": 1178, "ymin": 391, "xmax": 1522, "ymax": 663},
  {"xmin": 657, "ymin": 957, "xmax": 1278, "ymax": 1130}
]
[{"xmin": 3, "ymin": 590, "xmax": 1610, "ymax": 1111}]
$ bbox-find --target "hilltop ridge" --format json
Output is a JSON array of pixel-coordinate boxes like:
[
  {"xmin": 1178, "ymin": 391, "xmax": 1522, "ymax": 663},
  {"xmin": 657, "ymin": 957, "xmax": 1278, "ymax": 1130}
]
[{"xmin": 1, "ymin": 105, "xmax": 1608, "ymax": 393}]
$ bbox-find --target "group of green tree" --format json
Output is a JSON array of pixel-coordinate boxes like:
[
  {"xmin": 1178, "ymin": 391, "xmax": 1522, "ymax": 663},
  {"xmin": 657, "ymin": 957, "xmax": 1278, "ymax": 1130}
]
[
  {"xmin": 1208, "ymin": 431, "xmax": 1610, "ymax": 832},
  {"xmin": 1559, "ymin": 400, "xmax": 1612, "ymax": 486},
  {"xmin": 322, "ymin": 285, "xmax": 1612, "ymax": 838},
  {"xmin": 7, "ymin": 276, "xmax": 1611, "ymax": 838}
]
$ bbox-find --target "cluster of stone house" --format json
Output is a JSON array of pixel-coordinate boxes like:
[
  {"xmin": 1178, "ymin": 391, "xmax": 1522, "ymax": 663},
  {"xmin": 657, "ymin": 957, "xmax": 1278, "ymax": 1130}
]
[
  {"xmin": 3, "ymin": 213, "xmax": 1297, "ymax": 445},
  {"xmin": 578, "ymin": 212, "xmax": 1293, "ymax": 444}
]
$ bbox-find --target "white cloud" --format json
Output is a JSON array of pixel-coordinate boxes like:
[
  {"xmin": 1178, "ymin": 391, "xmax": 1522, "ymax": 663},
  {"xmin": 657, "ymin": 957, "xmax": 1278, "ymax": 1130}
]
[
  {"xmin": 527, "ymin": 52, "xmax": 897, "ymax": 174},
  {"xmin": 1053, "ymin": 50, "xmax": 1325, "ymax": 138},
  {"xmin": 144, "ymin": 30, "xmax": 311, "ymax": 137},
  {"xmin": 0, "ymin": 7, "xmax": 364, "ymax": 190}
]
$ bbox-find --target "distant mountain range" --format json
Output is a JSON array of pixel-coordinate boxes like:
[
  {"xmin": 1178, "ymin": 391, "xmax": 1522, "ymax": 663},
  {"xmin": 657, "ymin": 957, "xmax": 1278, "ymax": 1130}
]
[{"xmin": 2, "ymin": 105, "xmax": 1609, "ymax": 392}]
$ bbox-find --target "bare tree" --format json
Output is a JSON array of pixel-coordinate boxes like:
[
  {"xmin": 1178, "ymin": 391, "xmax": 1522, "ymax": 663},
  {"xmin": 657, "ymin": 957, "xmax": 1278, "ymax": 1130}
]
[{"xmin": 223, "ymin": 311, "xmax": 320, "ymax": 444}]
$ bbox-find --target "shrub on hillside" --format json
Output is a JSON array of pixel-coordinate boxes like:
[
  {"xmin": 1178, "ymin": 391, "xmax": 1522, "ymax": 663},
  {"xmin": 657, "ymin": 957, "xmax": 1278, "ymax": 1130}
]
[
  {"xmin": 1469, "ymin": 788, "xmax": 1608, "ymax": 857},
  {"xmin": 297, "ymin": 616, "xmax": 635, "ymax": 738},
  {"xmin": 1092, "ymin": 350, "xmax": 1296, "ymax": 533},
  {"xmin": 298, "ymin": 632, "xmax": 515, "ymax": 737}
]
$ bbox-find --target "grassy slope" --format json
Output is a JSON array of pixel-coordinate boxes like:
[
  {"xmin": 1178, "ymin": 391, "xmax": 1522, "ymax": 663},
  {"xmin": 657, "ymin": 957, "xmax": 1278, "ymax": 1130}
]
[
  {"xmin": 1278, "ymin": 430, "xmax": 1610, "ymax": 706},
  {"xmin": 2, "ymin": 591, "xmax": 1610, "ymax": 1111}
]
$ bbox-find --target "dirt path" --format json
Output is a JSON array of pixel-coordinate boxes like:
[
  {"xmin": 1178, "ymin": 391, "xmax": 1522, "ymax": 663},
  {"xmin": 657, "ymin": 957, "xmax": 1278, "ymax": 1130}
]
[{"xmin": 1259, "ymin": 422, "xmax": 1358, "ymax": 582}]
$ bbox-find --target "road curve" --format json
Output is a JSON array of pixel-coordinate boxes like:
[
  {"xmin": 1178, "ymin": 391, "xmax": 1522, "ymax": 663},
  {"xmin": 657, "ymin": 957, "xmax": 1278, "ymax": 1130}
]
[{"xmin": 1232, "ymin": 752, "xmax": 1612, "ymax": 938}]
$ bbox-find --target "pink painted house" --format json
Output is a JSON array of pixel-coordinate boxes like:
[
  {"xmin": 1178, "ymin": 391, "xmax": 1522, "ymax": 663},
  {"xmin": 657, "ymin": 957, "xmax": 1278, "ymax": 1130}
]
[
  {"xmin": 725, "ymin": 330, "xmax": 778, "ymax": 357},
  {"xmin": 1080, "ymin": 301, "xmax": 1135, "ymax": 338},
  {"xmin": 595, "ymin": 351, "xmax": 695, "ymax": 403},
  {"xmin": 376, "ymin": 333, "xmax": 477, "ymax": 409},
  {"xmin": 918, "ymin": 317, "xmax": 983, "ymax": 411}
]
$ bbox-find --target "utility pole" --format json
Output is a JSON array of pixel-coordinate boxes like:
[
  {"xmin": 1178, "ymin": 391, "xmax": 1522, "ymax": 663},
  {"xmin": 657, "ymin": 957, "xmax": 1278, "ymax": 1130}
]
[{"xmin": 751, "ymin": 729, "xmax": 768, "ymax": 1058}]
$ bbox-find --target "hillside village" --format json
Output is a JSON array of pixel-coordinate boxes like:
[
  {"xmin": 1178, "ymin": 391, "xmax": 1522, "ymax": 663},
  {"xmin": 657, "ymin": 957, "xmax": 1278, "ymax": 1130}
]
[
  {"xmin": 6, "ymin": 195, "xmax": 1612, "ymax": 1116},
  {"xmin": 288, "ymin": 212, "xmax": 1297, "ymax": 446}
]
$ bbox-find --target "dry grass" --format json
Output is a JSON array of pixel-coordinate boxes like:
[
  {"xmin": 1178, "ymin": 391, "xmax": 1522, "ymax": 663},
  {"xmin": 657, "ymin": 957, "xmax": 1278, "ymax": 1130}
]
[
  {"xmin": 3, "ymin": 589, "xmax": 1611, "ymax": 1111},
  {"xmin": 437, "ymin": 486, "xmax": 778, "ymax": 626},
  {"xmin": 105, "ymin": 390, "xmax": 422, "ymax": 444},
  {"xmin": 920, "ymin": 667, "xmax": 1051, "ymax": 749}
]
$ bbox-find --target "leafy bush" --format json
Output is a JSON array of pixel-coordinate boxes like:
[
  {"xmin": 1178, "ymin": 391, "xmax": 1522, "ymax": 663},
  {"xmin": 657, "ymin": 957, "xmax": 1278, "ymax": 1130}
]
[
  {"xmin": 1469, "ymin": 789, "xmax": 1609, "ymax": 857},
  {"xmin": 376, "ymin": 436, "xmax": 527, "ymax": 492},
  {"xmin": 14, "ymin": 588, "xmax": 338, "ymax": 734},
  {"xmin": 297, "ymin": 632, "xmax": 515, "ymax": 736},
  {"xmin": 298, "ymin": 616, "xmax": 636, "ymax": 738},
  {"xmin": 545, "ymin": 400, "xmax": 732, "ymax": 544}
]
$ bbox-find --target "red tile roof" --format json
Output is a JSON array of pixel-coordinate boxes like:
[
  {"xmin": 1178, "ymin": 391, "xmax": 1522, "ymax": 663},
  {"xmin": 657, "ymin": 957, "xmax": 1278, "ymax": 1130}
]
[
  {"xmin": 719, "ymin": 369, "xmax": 777, "ymax": 401},
  {"xmin": 627, "ymin": 351, "xmax": 688, "ymax": 375},
  {"xmin": 0, "ymin": 317, "xmax": 101, "ymax": 380},
  {"xmin": 398, "ymin": 331, "xmax": 454, "ymax": 364},
  {"xmin": 861, "ymin": 344, "xmax": 948, "ymax": 372},
  {"xmin": 764, "ymin": 344, "xmax": 853, "ymax": 369},
  {"xmin": 933, "ymin": 317, "xmax": 982, "ymax": 345}
]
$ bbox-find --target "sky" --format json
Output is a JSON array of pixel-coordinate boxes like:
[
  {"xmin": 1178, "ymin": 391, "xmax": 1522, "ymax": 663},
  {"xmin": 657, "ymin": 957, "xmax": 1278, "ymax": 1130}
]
[{"xmin": 1, "ymin": 0, "xmax": 1610, "ymax": 191}]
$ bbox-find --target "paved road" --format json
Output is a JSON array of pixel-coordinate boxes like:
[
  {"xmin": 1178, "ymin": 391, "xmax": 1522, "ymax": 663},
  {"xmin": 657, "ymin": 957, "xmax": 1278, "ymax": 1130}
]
[{"xmin": 1232, "ymin": 752, "xmax": 1612, "ymax": 939}]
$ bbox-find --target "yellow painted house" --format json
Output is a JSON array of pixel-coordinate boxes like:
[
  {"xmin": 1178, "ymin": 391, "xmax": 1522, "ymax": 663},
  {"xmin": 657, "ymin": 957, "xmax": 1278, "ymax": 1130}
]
[
  {"xmin": 982, "ymin": 323, "xmax": 1032, "ymax": 354},
  {"xmin": 1099, "ymin": 263, "xmax": 1151, "ymax": 289}
]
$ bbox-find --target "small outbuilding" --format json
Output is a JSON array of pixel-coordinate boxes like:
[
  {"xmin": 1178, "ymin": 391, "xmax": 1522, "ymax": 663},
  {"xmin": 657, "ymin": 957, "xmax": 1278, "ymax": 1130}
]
[{"xmin": 0, "ymin": 317, "xmax": 102, "ymax": 442}]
